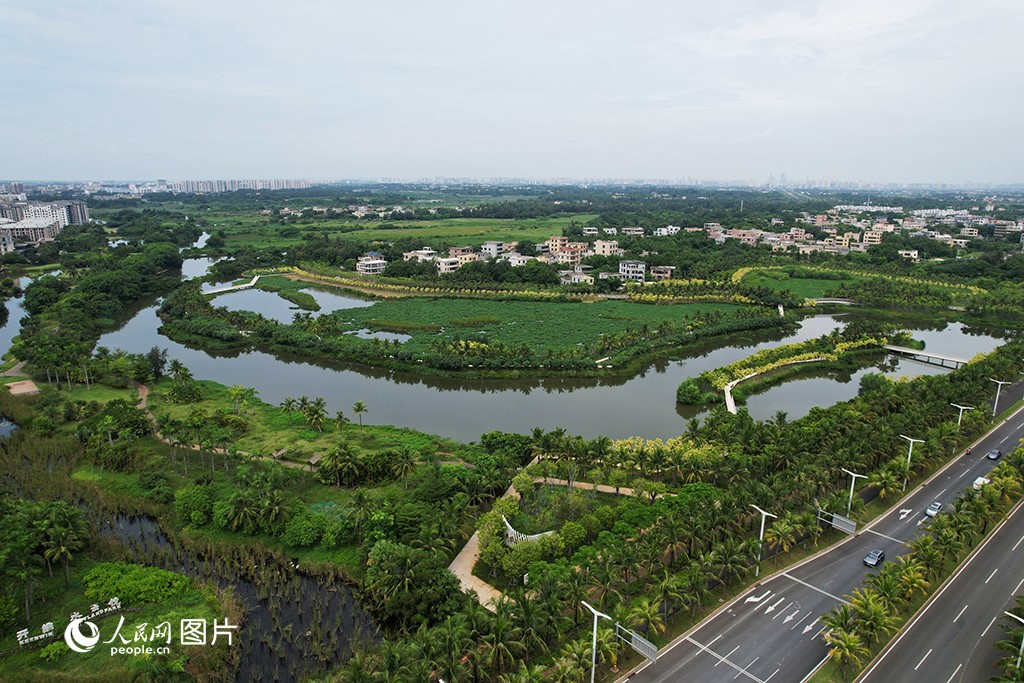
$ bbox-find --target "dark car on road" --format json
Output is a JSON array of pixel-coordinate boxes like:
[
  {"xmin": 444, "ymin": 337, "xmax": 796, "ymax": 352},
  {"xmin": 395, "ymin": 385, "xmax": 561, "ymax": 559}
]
[
  {"xmin": 987, "ymin": 449, "xmax": 1003, "ymax": 460},
  {"xmin": 864, "ymin": 549, "xmax": 885, "ymax": 567}
]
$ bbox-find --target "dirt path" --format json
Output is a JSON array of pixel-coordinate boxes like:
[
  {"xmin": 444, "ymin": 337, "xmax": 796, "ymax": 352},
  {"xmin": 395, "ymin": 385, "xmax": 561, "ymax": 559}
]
[{"xmin": 134, "ymin": 382, "xmax": 307, "ymax": 470}]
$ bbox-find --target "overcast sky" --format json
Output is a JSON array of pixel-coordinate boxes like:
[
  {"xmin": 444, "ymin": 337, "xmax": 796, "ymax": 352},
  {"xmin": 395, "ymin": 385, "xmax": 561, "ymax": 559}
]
[{"xmin": 2, "ymin": 0, "xmax": 1022, "ymax": 184}]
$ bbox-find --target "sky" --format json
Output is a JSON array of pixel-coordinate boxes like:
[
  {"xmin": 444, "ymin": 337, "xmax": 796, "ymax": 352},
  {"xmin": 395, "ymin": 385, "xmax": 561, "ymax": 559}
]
[{"xmin": 2, "ymin": 0, "xmax": 1022, "ymax": 184}]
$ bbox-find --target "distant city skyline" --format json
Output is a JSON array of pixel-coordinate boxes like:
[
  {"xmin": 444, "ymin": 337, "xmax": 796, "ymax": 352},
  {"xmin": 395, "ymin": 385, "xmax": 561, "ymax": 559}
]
[{"xmin": 3, "ymin": 0, "xmax": 1022, "ymax": 184}]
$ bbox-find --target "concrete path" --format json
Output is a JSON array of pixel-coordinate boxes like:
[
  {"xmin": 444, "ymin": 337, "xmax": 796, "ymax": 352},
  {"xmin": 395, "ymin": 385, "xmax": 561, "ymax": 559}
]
[{"xmin": 723, "ymin": 357, "xmax": 826, "ymax": 414}]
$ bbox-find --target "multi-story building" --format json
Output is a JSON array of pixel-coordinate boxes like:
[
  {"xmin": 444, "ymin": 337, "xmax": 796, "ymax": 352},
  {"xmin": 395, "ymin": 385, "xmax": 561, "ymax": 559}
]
[
  {"xmin": 654, "ymin": 225, "xmax": 681, "ymax": 236},
  {"xmin": 593, "ymin": 240, "xmax": 621, "ymax": 257},
  {"xmin": 436, "ymin": 257, "xmax": 461, "ymax": 274},
  {"xmin": 622, "ymin": 227, "xmax": 645, "ymax": 236},
  {"xmin": 618, "ymin": 260, "xmax": 646, "ymax": 282},
  {"xmin": 480, "ymin": 241, "xmax": 505, "ymax": 259},
  {"xmin": 403, "ymin": 248, "xmax": 437, "ymax": 262},
  {"xmin": 355, "ymin": 255, "xmax": 387, "ymax": 275},
  {"xmin": 649, "ymin": 265, "xmax": 675, "ymax": 280},
  {"xmin": 0, "ymin": 216, "xmax": 64, "ymax": 243},
  {"xmin": 582, "ymin": 227, "xmax": 599, "ymax": 236}
]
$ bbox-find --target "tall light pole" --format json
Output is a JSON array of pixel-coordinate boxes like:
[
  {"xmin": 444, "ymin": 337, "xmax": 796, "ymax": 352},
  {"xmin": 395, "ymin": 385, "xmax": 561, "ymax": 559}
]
[
  {"xmin": 899, "ymin": 435, "xmax": 924, "ymax": 491},
  {"xmin": 1005, "ymin": 611, "xmax": 1024, "ymax": 671},
  {"xmin": 991, "ymin": 379, "xmax": 1010, "ymax": 418},
  {"xmin": 950, "ymin": 403, "xmax": 974, "ymax": 430},
  {"xmin": 751, "ymin": 504, "xmax": 777, "ymax": 577},
  {"xmin": 581, "ymin": 601, "xmax": 611, "ymax": 683},
  {"xmin": 841, "ymin": 468, "xmax": 867, "ymax": 516}
]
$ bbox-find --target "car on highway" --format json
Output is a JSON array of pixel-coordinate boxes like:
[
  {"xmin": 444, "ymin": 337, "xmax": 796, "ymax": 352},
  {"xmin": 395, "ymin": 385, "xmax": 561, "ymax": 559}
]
[
  {"xmin": 926, "ymin": 501, "xmax": 943, "ymax": 517},
  {"xmin": 987, "ymin": 449, "xmax": 1003, "ymax": 460},
  {"xmin": 864, "ymin": 548, "xmax": 885, "ymax": 567}
]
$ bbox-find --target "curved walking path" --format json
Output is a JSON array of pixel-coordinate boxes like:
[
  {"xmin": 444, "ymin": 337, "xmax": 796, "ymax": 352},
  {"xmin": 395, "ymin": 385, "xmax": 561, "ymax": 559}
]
[
  {"xmin": 134, "ymin": 382, "xmax": 306, "ymax": 470},
  {"xmin": 448, "ymin": 458, "xmax": 665, "ymax": 609}
]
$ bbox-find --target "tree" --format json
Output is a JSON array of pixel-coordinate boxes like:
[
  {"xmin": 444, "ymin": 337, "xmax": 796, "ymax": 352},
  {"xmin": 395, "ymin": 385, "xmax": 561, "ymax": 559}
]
[
  {"xmin": 353, "ymin": 400, "xmax": 368, "ymax": 432},
  {"xmin": 280, "ymin": 396, "xmax": 297, "ymax": 425},
  {"xmin": 825, "ymin": 627, "xmax": 868, "ymax": 676}
]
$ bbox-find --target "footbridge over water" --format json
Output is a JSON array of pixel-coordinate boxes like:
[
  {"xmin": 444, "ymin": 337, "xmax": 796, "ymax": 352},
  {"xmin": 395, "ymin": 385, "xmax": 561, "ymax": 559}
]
[{"xmin": 882, "ymin": 345, "xmax": 968, "ymax": 369}]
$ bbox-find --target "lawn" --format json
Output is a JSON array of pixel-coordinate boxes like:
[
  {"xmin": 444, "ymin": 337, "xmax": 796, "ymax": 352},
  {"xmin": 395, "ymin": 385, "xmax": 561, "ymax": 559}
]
[
  {"xmin": 323, "ymin": 297, "xmax": 746, "ymax": 355},
  {"xmin": 144, "ymin": 379, "xmax": 485, "ymax": 464},
  {"xmin": 324, "ymin": 215, "xmax": 599, "ymax": 246},
  {"xmin": 742, "ymin": 270, "xmax": 861, "ymax": 299}
]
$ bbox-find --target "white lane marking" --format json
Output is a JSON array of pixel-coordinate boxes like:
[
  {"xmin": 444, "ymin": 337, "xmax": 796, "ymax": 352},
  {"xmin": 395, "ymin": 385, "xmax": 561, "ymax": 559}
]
[
  {"xmin": 945, "ymin": 662, "xmax": 963, "ymax": 683},
  {"xmin": 858, "ymin": 497, "xmax": 1024, "ymax": 681},
  {"xmin": 982, "ymin": 613, "xmax": 1000, "ymax": 638},
  {"xmin": 915, "ymin": 648, "xmax": 933, "ymax": 671},
  {"xmin": 782, "ymin": 573, "xmax": 851, "ymax": 604},
  {"xmin": 865, "ymin": 528, "xmax": 904, "ymax": 543},
  {"xmin": 783, "ymin": 609, "xmax": 800, "ymax": 624},
  {"xmin": 772, "ymin": 601, "xmax": 794, "ymax": 620},
  {"xmin": 791, "ymin": 611, "xmax": 812, "ymax": 630},
  {"xmin": 684, "ymin": 636, "xmax": 767, "ymax": 683},
  {"xmin": 1013, "ymin": 534, "xmax": 1024, "ymax": 551},
  {"xmin": 764, "ymin": 597, "xmax": 786, "ymax": 614},
  {"xmin": 802, "ymin": 617, "xmax": 820, "ymax": 634},
  {"xmin": 900, "ymin": 508, "xmax": 913, "ymax": 520},
  {"xmin": 958, "ymin": 468, "xmax": 971, "ymax": 479},
  {"xmin": 937, "ymin": 487, "xmax": 948, "ymax": 497},
  {"xmin": 735, "ymin": 657, "xmax": 759, "ymax": 679},
  {"xmin": 799, "ymin": 655, "xmax": 829, "ymax": 683},
  {"xmin": 1014, "ymin": 576, "xmax": 1024, "ymax": 595},
  {"xmin": 707, "ymin": 634, "xmax": 723, "ymax": 649},
  {"xmin": 954, "ymin": 604, "xmax": 968, "ymax": 622},
  {"xmin": 986, "ymin": 568, "xmax": 999, "ymax": 584},
  {"xmin": 745, "ymin": 589, "xmax": 772, "ymax": 603},
  {"xmin": 766, "ymin": 668, "xmax": 780, "ymax": 683},
  {"xmin": 716, "ymin": 647, "xmax": 741, "ymax": 667},
  {"xmin": 813, "ymin": 626, "xmax": 828, "ymax": 639}
]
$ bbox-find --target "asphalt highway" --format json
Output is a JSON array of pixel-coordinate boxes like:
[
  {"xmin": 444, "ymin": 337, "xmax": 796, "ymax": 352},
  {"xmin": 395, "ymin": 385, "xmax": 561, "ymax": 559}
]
[
  {"xmin": 625, "ymin": 382, "xmax": 1024, "ymax": 683},
  {"xmin": 858, "ymin": 497, "xmax": 1024, "ymax": 683}
]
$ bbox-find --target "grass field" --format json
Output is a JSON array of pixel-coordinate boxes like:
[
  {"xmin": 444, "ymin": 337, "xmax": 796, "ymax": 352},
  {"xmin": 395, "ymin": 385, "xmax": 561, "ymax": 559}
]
[
  {"xmin": 322, "ymin": 297, "xmax": 746, "ymax": 354},
  {"xmin": 741, "ymin": 270, "xmax": 861, "ymax": 299}
]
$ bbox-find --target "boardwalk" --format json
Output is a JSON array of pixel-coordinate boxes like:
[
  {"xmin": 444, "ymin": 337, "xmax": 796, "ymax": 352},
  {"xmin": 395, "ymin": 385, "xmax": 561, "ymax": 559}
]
[
  {"xmin": 204, "ymin": 275, "xmax": 260, "ymax": 295},
  {"xmin": 882, "ymin": 344, "xmax": 968, "ymax": 369}
]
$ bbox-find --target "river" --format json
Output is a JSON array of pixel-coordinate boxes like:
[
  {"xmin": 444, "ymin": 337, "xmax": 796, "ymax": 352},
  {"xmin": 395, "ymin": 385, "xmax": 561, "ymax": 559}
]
[{"xmin": 0, "ymin": 252, "xmax": 1007, "ymax": 442}]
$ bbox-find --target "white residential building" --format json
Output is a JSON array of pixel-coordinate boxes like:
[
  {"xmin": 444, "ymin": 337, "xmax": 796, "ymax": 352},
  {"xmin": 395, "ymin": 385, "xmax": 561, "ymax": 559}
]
[
  {"xmin": 480, "ymin": 241, "xmax": 505, "ymax": 258},
  {"xmin": 356, "ymin": 255, "xmax": 387, "ymax": 275},
  {"xmin": 403, "ymin": 248, "xmax": 438, "ymax": 262},
  {"xmin": 602, "ymin": 227, "xmax": 618, "ymax": 235},
  {"xmin": 436, "ymin": 257, "xmax": 461, "ymax": 274},
  {"xmin": 582, "ymin": 226, "xmax": 599, "ymax": 236},
  {"xmin": 619, "ymin": 260, "xmax": 646, "ymax": 282},
  {"xmin": 622, "ymin": 226, "xmax": 645, "ymax": 236},
  {"xmin": 501, "ymin": 252, "xmax": 533, "ymax": 267},
  {"xmin": 654, "ymin": 225, "xmax": 681, "ymax": 236}
]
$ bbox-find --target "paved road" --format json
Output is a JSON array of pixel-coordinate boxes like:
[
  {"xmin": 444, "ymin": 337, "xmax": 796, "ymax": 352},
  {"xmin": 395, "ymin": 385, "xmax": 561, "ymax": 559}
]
[
  {"xmin": 625, "ymin": 383, "xmax": 1024, "ymax": 683},
  {"xmin": 859, "ymin": 497, "xmax": 1024, "ymax": 683}
]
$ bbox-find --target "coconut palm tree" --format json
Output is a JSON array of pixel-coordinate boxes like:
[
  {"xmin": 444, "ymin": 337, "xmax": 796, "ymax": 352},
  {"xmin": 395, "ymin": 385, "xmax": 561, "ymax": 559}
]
[
  {"xmin": 352, "ymin": 400, "xmax": 368, "ymax": 432},
  {"xmin": 280, "ymin": 397, "xmax": 297, "ymax": 425},
  {"xmin": 825, "ymin": 628, "xmax": 868, "ymax": 676}
]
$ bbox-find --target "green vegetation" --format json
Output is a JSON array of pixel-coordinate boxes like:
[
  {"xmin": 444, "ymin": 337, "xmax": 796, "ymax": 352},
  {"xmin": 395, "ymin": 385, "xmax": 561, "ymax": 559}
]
[
  {"xmin": 252, "ymin": 275, "xmax": 320, "ymax": 311},
  {"xmin": 677, "ymin": 331, "xmax": 893, "ymax": 405}
]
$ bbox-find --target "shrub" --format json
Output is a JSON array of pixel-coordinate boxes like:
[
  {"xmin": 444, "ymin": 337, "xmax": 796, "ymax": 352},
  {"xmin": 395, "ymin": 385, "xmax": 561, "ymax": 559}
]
[
  {"xmin": 283, "ymin": 513, "xmax": 327, "ymax": 548},
  {"xmin": 82, "ymin": 562, "xmax": 191, "ymax": 604},
  {"xmin": 174, "ymin": 484, "xmax": 212, "ymax": 526}
]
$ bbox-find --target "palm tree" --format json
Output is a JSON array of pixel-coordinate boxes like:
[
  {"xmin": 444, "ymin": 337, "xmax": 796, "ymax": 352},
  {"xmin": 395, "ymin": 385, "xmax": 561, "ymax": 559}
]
[
  {"xmin": 303, "ymin": 397, "xmax": 327, "ymax": 432},
  {"xmin": 280, "ymin": 397, "xmax": 297, "ymax": 425},
  {"xmin": 42, "ymin": 526, "xmax": 82, "ymax": 587},
  {"xmin": 334, "ymin": 409, "xmax": 349, "ymax": 433},
  {"xmin": 391, "ymin": 447, "xmax": 417, "ymax": 488},
  {"xmin": 825, "ymin": 627, "xmax": 869, "ymax": 676},
  {"xmin": 353, "ymin": 400, "xmax": 368, "ymax": 432},
  {"xmin": 625, "ymin": 596, "xmax": 666, "ymax": 636}
]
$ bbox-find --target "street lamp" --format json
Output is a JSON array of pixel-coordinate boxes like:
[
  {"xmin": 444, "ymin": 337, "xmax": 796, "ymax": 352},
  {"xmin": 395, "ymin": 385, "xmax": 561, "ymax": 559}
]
[
  {"xmin": 899, "ymin": 435, "xmax": 924, "ymax": 492},
  {"xmin": 991, "ymin": 379, "xmax": 1011, "ymax": 418},
  {"xmin": 841, "ymin": 468, "xmax": 867, "ymax": 516},
  {"xmin": 581, "ymin": 601, "xmax": 611, "ymax": 683},
  {"xmin": 950, "ymin": 403, "xmax": 974, "ymax": 430},
  {"xmin": 1004, "ymin": 611, "xmax": 1024, "ymax": 671},
  {"xmin": 751, "ymin": 504, "xmax": 777, "ymax": 578}
]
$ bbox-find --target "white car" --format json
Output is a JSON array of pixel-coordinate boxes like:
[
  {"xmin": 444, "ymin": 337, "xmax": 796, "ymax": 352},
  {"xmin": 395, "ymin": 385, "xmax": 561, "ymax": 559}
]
[{"xmin": 926, "ymin": 501, "xmax": 942, "ymax": 517}]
